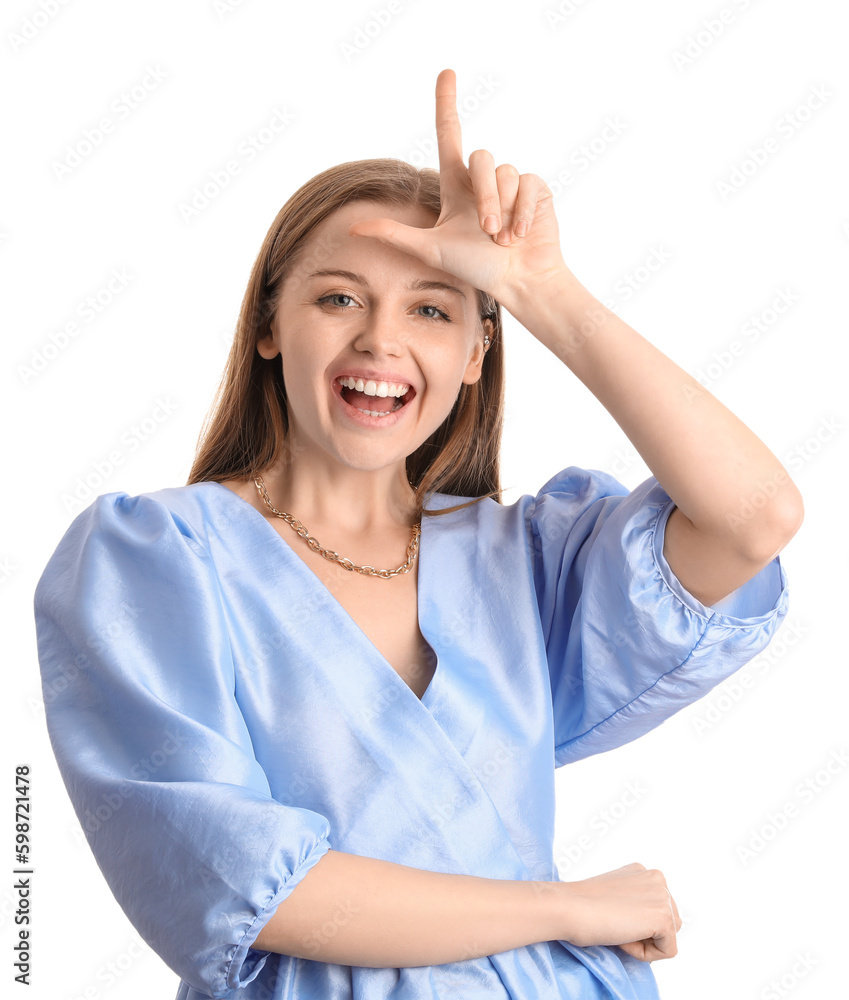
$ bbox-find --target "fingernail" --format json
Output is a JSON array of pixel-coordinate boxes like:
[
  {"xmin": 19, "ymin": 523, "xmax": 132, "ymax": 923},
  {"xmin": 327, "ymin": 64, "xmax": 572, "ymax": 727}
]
[
  {"xmin": 514, "ymin": 219, "xmax": 528, "ymax": 237},
  {"xmin": 483, "ymin": 215, "xmax": 499, "ymax": 234}
]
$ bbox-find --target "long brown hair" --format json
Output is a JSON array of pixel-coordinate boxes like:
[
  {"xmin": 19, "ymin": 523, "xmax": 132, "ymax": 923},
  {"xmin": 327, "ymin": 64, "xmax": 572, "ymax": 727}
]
[{"xmin": 186, "ymin": 158, "xmax": 505, "ymax": 519}]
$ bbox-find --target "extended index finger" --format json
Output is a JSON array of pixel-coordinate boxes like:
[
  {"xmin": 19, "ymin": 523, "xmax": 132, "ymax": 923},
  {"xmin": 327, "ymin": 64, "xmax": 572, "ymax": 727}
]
[{"xmin": 435, "ymin": 68, "xmax": 464, "ymax": 175}]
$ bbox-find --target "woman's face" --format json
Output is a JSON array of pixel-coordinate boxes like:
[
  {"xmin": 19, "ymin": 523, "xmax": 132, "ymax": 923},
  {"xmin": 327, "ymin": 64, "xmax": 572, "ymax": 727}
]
[{"xmin": 256, "ymin": 199, "xmax": 492, "ymax": 476}]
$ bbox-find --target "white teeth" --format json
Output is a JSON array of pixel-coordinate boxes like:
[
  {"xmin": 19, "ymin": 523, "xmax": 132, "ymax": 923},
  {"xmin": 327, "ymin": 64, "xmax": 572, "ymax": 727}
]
[{"xmin": 337, "ymin": 376, "xmax": 410, "ymax": 398}]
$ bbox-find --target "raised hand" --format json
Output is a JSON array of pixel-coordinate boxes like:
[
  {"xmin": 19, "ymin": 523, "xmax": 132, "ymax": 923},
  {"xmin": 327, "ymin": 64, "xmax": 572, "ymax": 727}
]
[{"xmin": 347, "ymin": 68, "xmax": 574, "ymax": 312}]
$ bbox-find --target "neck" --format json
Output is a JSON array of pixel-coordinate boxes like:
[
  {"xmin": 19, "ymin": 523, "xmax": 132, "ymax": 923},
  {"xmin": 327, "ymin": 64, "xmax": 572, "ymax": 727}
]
[{"xmin": 255, "ymin": 454, "xmax": 418, "ymax": 537}]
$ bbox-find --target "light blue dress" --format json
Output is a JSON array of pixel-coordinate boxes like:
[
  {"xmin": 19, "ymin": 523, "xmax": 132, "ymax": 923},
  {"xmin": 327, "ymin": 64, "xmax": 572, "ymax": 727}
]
[{"xmin": 33, "ymin": 466, "xmax": 788, "ymax": 999}]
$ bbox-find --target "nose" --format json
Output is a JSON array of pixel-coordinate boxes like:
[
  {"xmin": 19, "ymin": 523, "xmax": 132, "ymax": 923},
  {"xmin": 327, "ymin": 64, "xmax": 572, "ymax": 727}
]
[{"xmin": 351, "ymin": 301, "xmax": 405, "ymax": 357}]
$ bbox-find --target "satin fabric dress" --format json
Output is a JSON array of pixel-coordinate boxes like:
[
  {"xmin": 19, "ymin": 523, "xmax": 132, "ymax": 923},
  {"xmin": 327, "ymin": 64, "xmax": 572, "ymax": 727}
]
[{"xmin": 33, "ymin": 466, "xmax": 789, "ymax": 999}]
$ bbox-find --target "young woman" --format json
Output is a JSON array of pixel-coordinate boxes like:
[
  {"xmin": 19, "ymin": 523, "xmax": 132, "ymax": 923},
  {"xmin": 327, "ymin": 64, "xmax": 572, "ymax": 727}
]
[{"xmin": 34, "ymin": 69, "xmax": 802, "ymax": 999}]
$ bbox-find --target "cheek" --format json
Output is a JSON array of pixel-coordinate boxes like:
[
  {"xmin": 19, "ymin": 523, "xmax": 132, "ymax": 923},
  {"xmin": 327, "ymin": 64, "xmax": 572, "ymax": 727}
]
[
  {"xmin": 278, "ymin": 333, "xmax": 316, "ymax": 377},
  {"xmin": 277, "ymin": 344, "xmax": 317, "ymax": 403},
  {"xmin": 424, "ymin": 347, "xmax": 477, "ymax": 395}
]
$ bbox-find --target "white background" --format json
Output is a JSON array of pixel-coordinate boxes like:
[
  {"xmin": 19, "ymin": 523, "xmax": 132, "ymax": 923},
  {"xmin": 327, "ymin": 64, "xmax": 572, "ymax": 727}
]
[{"xmin": 3, "ymin": 0, "xmax": 847, "ymax": 997}]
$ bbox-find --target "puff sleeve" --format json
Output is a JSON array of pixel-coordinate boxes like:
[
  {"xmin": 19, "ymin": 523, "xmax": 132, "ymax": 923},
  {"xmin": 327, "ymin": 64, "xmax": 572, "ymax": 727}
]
[
  {"xmin": 528, "ymin": 467, "xmax": 789, "ymax": 767},
  {"xmin": 33, "ymin": 493, "xmax": 332, "ymax": 998}
]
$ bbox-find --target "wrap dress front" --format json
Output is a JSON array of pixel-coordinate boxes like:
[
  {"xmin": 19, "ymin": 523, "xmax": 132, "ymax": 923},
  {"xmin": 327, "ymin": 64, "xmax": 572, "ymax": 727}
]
[{"xmin": 33, "ymin": 466, "xmax": 789, "ymax": 999}]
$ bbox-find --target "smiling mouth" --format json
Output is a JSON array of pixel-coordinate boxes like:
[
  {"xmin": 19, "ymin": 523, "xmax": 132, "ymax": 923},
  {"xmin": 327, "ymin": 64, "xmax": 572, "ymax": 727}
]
[{"xmin": 338, "ymin": 381, "xmax": 414, "ymax": 415}]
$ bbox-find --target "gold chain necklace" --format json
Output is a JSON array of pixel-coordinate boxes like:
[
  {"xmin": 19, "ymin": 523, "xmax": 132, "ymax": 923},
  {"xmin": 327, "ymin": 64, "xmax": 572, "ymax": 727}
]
[{"xmin": 253, "ymin": 476, "xmax": 421, "ymax": 579}]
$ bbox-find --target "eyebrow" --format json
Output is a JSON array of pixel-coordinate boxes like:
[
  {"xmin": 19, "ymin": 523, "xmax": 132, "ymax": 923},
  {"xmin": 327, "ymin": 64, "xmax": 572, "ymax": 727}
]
[{"xmin": 306, "ymin": 269, "xmax": 467, "ymax": 301}]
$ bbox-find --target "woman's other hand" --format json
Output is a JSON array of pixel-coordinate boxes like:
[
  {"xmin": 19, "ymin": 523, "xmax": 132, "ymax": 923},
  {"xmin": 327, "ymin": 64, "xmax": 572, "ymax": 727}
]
[
  {"xmin": 348, "ymin": 68, "xmax": 577, "ymax": 312},
  {"xmin": 557, "ymin": 862, "xmax": 683, "ymax": 962}
]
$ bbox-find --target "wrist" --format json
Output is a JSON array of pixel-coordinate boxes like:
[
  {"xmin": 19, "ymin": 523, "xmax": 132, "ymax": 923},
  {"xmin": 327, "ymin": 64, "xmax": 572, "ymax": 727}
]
[
  {"xmin": 518, "ymin": 878, "xmax": 573, "ymax": 945},
  {"xmin": 548, "ymin": 879, "xmax": 588, "ymax": 947},
  {"xmin": 498, "ymin": 268, "xmax": 604, "ymax": 351},
  {"xmin": 497, "ymin": 264, "xmax": 574, "ymax": 317}
]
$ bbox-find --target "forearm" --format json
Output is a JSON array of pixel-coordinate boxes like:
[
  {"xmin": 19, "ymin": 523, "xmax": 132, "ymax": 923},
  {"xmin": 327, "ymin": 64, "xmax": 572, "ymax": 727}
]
[
  {"xmin": 252, "ymin": 848, "xmax": 561, "ymax": 968},
  {"xmin": 502, "ymin": 270, "xmax": 803, "ymax": 555}
]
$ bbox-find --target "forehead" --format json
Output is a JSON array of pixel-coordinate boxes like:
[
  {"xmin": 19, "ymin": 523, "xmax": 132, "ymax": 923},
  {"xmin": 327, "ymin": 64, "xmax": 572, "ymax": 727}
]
[
  {"xmin": 289, "ymin": 200, "xmax": 465, "ymax": 290},
  {"xmin": 322, "ymin": 199, "xmax": 438, "ymax": 233}
]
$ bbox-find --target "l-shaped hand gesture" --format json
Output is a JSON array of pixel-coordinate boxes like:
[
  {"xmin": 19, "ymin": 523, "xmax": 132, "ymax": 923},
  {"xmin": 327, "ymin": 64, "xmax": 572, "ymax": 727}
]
[{"xmin": 348, "ymin": 68, "xmax": 574, "ymax": 312}]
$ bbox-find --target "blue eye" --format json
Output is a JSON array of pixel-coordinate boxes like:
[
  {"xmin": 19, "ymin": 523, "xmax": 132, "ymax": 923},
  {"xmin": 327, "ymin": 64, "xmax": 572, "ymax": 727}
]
[
  {"xmin": 316, "ymin": 295, "xmax": 451, "ymax": 322},
  {"xmin": 318, "ymin": 293, "xmax": 355, "ymax": 308},
  {"xmin": 419, "ymin": 304, "xmax": 451, "ymax": 322}
]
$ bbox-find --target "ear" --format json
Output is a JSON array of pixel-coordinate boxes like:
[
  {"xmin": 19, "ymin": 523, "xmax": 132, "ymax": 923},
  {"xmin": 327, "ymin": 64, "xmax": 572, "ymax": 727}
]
[
  {"xmin": 256, "ymin": 326, "xmax": 279, "ymax": 360},
  {"xmin": 462, "ymin": 318, "xmax": 493, "ymax": 384}
]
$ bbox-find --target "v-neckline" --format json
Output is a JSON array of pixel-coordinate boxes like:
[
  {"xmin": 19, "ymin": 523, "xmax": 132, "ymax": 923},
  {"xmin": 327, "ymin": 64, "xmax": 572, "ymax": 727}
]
[{"xmin": 202, "ymin": 480, "xmax": 445, "ymax": 706}]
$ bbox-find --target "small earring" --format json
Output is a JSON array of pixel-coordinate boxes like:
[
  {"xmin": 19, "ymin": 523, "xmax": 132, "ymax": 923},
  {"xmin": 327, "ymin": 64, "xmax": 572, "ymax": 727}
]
[{"xmin": 484, "ymin": 335, "xmax": 491, "ymax": 351}]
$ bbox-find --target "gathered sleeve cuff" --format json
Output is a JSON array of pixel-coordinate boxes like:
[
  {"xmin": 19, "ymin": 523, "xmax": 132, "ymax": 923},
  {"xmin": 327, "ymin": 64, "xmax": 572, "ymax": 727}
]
[{"xmin": 528, "ymin": 468, "xmax": 789, "ymax": 767}]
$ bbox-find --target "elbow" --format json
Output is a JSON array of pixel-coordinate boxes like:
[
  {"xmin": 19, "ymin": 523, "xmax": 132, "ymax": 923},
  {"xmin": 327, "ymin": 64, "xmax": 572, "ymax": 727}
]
[
  {"xmin": 771, "ymin": 487, "xmax": 805, "ymax": 547},
  {"xmin": 740, "ymin": 489, "xmax": 804, "ymax": 564},
  {"xmin": 783, "ymin": 490, "xmax": 805, "ymax": 536}
]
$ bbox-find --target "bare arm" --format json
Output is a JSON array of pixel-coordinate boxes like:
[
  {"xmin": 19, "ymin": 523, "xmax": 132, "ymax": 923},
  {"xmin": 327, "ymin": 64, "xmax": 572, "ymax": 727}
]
[
  {"xmin": 252, "ymin": 848, "xmax": 560, "ymax": 968},
  {"xmin": 501, "ymin": 273, "xmax": 803, "ymax": 608},
  {"xmin": 252, "ymin": 850, "xmax": 680, "ymax": 967}
]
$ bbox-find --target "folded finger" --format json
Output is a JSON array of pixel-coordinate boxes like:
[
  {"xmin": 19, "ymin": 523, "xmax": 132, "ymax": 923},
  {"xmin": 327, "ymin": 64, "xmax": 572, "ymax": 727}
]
[
  {"xmin": 494, "ymin": 163, "xmax": 521, "ymax": 245},
  {"xmin": 670, "ymin": 893, "xmax": 683, "ymax": 932},
  {"xmin": 468, "ymin": 148, "xmax": 500, "ymax": 234},
  {"xmin": 652, "ymin": 929, "xmax": 678, "ymax": 960},
  {"xmin": 511, "ymin": 172, "xmax": 547, "ymax": 239}
]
